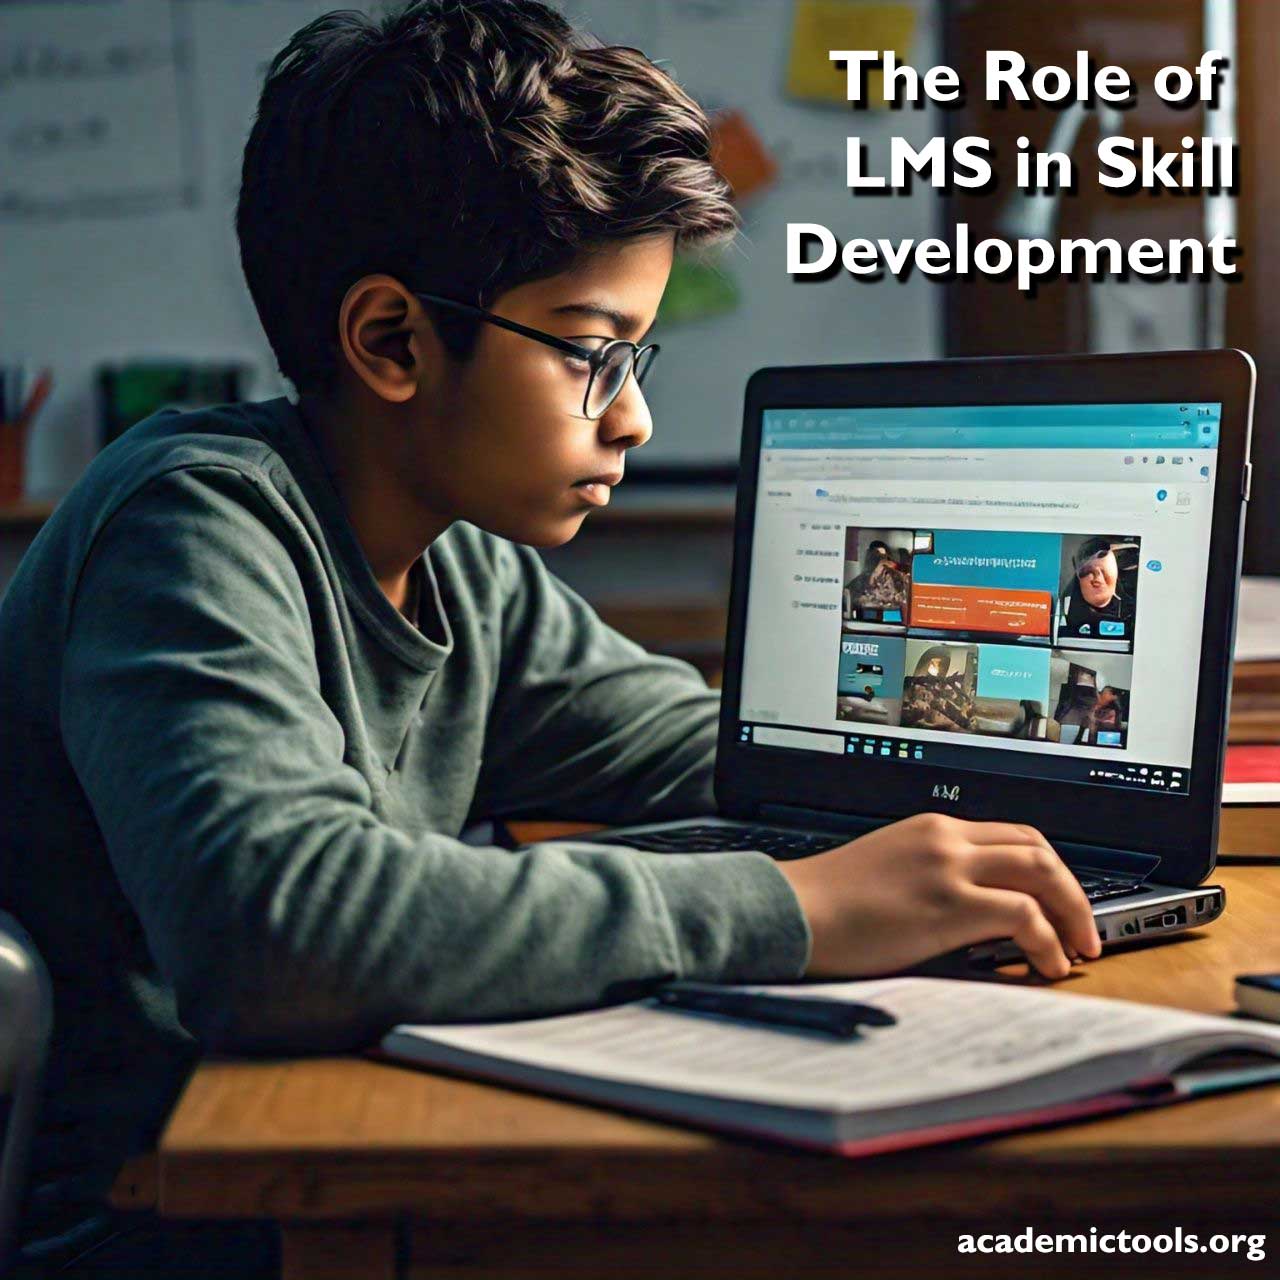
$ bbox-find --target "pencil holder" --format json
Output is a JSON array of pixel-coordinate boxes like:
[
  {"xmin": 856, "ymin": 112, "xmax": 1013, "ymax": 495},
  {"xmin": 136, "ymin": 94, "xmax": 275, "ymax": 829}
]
[{"xmin": 0, "ymin": 417, "xmax": 29, "ymax": 507}]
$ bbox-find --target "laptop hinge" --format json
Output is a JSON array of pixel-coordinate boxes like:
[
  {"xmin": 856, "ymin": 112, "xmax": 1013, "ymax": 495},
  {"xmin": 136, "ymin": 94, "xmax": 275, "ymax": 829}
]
[
  {"xmin": 1054, "ymin": 842, "xmax": 1162, "ymax": 879},
  {"xmin": 757, "ymin": 803, "xmax": 888, "ymax": 840},
  {"xmin": 759, "ymin": 805, "xmax": 1162, "ymax": 879}
]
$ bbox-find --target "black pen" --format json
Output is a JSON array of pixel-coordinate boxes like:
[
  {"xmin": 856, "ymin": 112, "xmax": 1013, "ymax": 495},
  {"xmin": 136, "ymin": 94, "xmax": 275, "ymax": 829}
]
[{"xmin": 654, "ymin": 981, "xmax": 896, "ymax": 1040}]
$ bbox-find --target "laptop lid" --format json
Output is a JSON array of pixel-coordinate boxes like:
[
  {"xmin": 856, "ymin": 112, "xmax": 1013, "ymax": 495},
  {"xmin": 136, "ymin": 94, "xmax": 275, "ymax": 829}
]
[{"xmin": 715, "ymin": 351, "xmax": 1254, "ymax": 887}]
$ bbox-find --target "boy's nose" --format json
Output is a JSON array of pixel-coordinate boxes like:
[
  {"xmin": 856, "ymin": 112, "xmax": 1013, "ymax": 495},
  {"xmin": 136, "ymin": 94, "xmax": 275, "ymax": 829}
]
[{"xmin": 597, "ymin": 375, "xmax": 653, "ymax": 451}]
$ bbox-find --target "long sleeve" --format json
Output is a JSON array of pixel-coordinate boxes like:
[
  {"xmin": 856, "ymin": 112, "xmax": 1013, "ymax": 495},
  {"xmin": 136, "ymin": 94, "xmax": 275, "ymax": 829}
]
[
  {"xmin": 60, "ymin": 466, "xmax": 809, "ymax": 1056},
  {"xmin": 472, "ymin": 541, "xmax": 726, "ymax": 824}
]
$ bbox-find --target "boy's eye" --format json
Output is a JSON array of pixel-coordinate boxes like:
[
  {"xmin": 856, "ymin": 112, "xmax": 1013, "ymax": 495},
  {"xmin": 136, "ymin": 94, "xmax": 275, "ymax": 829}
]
[{"xmin": 562, "ymin": 337, "xmax": 607, "ymax": 376}]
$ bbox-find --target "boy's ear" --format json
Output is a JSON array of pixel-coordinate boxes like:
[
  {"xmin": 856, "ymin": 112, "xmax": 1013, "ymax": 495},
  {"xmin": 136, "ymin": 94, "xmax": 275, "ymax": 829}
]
[{"xmin": 337, "ymin": 275, "xmax": 438, "ymax": 403}]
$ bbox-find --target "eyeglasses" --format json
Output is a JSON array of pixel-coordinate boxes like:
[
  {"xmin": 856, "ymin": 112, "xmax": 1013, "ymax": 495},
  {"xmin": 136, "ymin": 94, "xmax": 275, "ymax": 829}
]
[{"xmin": 414, "ymin": 292, "xmax": 660, "ymax": 420}]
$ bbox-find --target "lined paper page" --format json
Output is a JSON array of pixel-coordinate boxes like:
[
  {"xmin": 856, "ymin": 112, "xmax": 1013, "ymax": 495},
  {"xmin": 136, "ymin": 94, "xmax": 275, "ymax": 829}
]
[{"xmin": 392, "ymin": 979, "xmax": 1280, "ymax": 1113}]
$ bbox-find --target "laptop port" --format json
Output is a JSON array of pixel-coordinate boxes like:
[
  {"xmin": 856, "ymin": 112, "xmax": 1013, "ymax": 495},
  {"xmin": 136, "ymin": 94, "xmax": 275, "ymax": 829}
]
[
  {"xmin": 1195, "ymin": 895, "xmax": 1212, "ymax": 915},
  {"xmin": 1143, "ymin": 907, "xmax": 1187, "ymax": 930},
  {"xmin": 1122, "ymin": 920, "xmax": 1139, "ymax": 935}
]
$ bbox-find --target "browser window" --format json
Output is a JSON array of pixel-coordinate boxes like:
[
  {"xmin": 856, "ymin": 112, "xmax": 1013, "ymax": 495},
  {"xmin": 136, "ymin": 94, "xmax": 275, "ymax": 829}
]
[{"xmin": 737, "ymin": 402, "xmax": 1223, "ymax": 796}]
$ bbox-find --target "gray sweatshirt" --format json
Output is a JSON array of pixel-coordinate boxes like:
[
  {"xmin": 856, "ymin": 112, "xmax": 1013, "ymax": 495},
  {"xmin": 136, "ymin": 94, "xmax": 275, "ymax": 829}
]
[{"xmin": 0, "ymin": 398, "xmax": 808, "ymax": 1248}]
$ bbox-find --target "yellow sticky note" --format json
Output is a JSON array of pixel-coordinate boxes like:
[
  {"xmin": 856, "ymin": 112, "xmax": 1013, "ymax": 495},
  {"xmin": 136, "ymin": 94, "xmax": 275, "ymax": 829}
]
[{"xmin": 786, "ymin": 0, "xmax": 918, "ymax": 107}]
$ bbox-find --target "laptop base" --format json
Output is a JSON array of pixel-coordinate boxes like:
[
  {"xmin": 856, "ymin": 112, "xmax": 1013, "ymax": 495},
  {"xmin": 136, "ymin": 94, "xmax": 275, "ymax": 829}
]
[{"xmin": 568, "ymin": 816, "xmax": 1223, "ymax": 955}]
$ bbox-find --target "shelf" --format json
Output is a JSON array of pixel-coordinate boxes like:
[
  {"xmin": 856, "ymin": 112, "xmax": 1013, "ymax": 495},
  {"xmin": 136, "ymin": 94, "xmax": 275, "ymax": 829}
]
[{"xmin": 0, "ymin": 500, "xmax": 56, "ymax": 530}]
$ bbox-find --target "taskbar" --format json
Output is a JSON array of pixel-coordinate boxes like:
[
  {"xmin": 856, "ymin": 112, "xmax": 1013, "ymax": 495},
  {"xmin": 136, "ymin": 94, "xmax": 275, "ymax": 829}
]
[{"xmin": 736, "ymin": 722, "xmax": 1190, "ymax": 795}]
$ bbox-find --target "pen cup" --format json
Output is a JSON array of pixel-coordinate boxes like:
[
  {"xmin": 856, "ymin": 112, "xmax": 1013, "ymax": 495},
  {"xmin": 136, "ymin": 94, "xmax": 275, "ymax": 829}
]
[{"xmin": 0, "ymin": 417, "xmax": 29, "ymax": 506}]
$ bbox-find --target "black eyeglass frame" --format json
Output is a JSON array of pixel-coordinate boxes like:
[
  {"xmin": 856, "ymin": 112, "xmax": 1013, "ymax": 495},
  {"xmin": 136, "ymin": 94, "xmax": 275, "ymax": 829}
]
[{"xmin": 414, "ymin": 292, "xmax": 660, "ymax": 420}]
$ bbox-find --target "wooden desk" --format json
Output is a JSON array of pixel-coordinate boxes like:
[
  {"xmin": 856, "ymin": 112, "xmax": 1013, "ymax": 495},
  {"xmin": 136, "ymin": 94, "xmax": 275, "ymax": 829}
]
[{"xmin": 133, "ymin": 838, "xmax": 1280, "ymax": 1279}]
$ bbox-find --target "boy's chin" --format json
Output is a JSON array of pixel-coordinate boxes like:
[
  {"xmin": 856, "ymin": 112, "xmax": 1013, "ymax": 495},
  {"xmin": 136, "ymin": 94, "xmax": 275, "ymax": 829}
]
[{"xmin": 497, "ymin": 509, "xmax": 592, "ymax": 549}]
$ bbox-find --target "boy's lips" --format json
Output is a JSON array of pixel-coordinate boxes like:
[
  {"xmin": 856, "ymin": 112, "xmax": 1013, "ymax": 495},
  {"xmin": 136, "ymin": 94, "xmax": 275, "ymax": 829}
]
[{"xmin": 571, "ymin": 470, "xmax": 624, "ymax": 507}]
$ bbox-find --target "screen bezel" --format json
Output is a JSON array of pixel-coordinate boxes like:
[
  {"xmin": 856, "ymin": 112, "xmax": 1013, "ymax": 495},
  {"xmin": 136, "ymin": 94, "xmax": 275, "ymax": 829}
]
[{"xmin": 715, "ymin": 350, "xmax": 1254, "ymax": 886}]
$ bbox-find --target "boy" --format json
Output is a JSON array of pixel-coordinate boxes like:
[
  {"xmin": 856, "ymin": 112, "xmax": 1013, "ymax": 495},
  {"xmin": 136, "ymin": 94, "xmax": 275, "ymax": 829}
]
[{"xmin": 0, "ymin": 1, "xmax": 1097, "ymax": 1270}]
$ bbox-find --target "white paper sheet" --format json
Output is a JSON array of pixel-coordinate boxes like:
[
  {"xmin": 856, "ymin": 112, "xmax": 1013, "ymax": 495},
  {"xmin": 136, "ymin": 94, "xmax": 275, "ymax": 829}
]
[{"xmin": 391, "ymin": 978, "xmax": 1280, "ymax": 1114}]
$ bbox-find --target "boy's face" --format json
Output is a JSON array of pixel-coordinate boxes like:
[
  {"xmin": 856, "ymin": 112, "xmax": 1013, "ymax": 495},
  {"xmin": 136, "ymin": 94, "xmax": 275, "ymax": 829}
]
[{"xmin": 420, "ymin": 233, "xmax": 674, "ymax": 547}]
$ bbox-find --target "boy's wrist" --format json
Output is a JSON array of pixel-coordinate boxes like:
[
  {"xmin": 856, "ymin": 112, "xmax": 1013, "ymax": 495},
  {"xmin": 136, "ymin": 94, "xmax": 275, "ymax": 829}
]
[
  {"xmin": 776, "ymin": 859, "xmax": 831, "ymax": 976},
  {"xmin": 644, "ymin": 849, "xmax": 811, "ymax": 983}
]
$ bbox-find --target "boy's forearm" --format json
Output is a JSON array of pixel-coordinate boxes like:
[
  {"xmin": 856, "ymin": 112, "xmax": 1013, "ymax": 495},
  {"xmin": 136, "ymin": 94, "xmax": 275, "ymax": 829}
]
[{"xmin": 172, "ymin": 834, "xmax": 808, "ymax": 1053}]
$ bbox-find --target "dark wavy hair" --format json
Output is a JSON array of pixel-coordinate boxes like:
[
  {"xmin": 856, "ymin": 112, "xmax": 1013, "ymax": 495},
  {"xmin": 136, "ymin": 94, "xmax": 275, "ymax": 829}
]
[{"xmin": 236, "ymin": 0, "xmax": 737, "ymax": 392}]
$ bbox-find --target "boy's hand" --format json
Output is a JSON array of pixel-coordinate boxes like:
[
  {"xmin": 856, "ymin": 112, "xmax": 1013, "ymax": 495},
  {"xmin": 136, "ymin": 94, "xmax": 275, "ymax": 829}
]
[{"xmin": 777, "ymin": 813, "xmax": 1102, "ymax": 981}]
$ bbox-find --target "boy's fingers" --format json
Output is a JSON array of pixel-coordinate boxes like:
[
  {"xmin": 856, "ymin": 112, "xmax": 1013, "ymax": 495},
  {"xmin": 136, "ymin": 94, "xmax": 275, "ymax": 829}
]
[
  {"xmin": 965, "ymin": 844, "xmax": 1101, "ymax": 959},
  {"xmin": 953, "ymin": 820, "xmax": 1052, "ymax": 849},
  {"xmin": 965, "ymin": 887, "xmax": 1073, "ymax": 981}
]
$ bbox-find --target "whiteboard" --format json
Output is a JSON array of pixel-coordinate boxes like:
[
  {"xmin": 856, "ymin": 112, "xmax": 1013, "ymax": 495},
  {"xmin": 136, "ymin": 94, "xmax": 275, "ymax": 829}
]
[{"xmin": 1, "ymin": 0, "xmax": 942, "ymax": 496}]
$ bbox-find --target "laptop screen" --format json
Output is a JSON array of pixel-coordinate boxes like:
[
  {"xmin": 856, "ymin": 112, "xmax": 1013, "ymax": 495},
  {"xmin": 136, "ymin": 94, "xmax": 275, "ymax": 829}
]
[{"xmin": 737, "ymin": 401, "xmax": 1223, "ymax": 798}]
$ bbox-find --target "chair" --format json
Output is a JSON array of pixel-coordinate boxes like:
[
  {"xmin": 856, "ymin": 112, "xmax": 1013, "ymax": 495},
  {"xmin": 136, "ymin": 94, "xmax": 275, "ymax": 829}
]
[{"xmin": 0, "ymin": 912, "xmax": 52, "ymax": 1269}]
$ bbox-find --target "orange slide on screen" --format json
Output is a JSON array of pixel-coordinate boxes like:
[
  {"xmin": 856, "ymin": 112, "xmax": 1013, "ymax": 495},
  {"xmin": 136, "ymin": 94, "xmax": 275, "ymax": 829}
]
[{"xmin": 909, "ymin": 584, "xmax": 1052, "ymax": 635}]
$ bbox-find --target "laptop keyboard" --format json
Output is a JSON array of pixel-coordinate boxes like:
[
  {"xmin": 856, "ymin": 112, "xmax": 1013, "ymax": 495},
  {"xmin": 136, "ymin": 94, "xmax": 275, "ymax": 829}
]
[
  {"xmin": 603, "ymin": 825, "xmax": 1146, "ymax": 900},
  {"xmin": 603, "ymin": 824, "xmax": 838, "ymax": 860},
  {"xmin": 1073, "ymin": 871, "xmax": 1145, "ymax": 902}
]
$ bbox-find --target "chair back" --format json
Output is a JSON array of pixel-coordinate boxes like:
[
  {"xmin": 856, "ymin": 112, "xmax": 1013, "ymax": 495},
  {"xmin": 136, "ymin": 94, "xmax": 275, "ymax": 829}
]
[{"xmin": 0, "ymin": 911, "xmax": 53, "ymax": 1268}]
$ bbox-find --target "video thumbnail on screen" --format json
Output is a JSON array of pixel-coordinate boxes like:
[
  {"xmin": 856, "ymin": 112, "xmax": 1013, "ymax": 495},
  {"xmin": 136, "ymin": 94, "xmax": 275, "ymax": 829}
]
[
  {"xmin": 1055, "ymin": 534, "xmax": 1140, "ymax": 650},
  {"xmin": 841, "ymin": 529, "xmax": 913, "ymax": 632},
  {"xmin": 833, "ymin": 525, "xmax": 1139, "ymax": 751}
]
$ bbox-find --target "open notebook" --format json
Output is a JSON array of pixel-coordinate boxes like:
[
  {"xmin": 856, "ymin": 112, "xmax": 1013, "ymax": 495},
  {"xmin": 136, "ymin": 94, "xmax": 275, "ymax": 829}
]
[{"xmin": 382, "ymin": 978, "xmax": 1280, "ymax": 1156}]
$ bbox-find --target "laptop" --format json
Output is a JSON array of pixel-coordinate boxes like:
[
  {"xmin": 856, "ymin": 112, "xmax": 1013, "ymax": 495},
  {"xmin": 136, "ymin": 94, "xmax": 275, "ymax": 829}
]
[{"xmin": 575, "ymin": 351, "xmax": 1255, "ymax": 957}]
